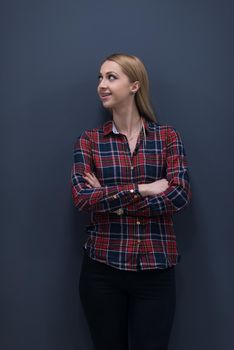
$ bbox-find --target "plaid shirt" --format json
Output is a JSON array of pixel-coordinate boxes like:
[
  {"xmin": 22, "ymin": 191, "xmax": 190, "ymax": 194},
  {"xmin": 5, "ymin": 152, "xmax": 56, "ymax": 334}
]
[{"xmin": 71, "ymin": 117, "xmax": 192, "ymax": 271}]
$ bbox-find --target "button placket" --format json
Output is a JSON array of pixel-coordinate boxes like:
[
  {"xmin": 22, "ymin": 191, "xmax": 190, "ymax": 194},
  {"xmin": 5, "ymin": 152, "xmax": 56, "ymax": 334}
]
[{"xmin": 135, "ymin": 218, "xmax": 142, "ymax": 249}]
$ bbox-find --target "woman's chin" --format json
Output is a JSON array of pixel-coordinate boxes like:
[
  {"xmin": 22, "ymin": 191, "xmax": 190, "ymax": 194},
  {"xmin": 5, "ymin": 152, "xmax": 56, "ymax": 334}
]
[{"xmin": 102, "ymin": 101, "xmax": 114, "ymax": 108}]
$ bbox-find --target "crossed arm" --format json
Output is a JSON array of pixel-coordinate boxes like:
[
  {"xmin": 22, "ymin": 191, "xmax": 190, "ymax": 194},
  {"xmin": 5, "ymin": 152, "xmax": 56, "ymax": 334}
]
[{"xmin": 70, "ymin": 127, "xmax": 192, "ymax": 216}]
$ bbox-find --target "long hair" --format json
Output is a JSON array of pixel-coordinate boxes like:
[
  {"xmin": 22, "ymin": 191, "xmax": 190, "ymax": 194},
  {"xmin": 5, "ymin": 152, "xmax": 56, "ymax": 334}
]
[{"xmin": 100, "ymin": 53, "xmax": 157, "ymax": 123}]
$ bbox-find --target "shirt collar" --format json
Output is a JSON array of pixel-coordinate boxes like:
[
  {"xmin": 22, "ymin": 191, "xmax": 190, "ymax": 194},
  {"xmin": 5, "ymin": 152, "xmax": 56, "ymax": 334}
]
[{"xmin": 103, "ymin": 117, "xmax": 149, "ymax": 136}]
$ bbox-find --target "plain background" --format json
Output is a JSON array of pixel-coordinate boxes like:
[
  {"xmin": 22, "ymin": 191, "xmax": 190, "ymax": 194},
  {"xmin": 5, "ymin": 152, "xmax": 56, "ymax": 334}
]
[{"xmin": 1, "ymin": 0, "xmax": 233, "ymax": 349}]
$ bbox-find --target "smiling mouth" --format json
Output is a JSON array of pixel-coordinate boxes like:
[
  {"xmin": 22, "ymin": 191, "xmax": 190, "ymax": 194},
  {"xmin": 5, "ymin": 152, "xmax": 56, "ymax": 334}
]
[{"xmin": 100, "ymin": 94, "xmax": 112, "ymax": 100}]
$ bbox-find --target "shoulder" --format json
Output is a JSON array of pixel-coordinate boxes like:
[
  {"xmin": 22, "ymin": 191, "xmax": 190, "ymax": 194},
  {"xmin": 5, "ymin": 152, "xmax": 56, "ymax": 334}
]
[
  {"xmin": 75, "ymin": 122, "xmax": 105, "ymax": 142},
  {"xmin": 148, "ymin": 121, "xmax": 181, "ymax": 140}
]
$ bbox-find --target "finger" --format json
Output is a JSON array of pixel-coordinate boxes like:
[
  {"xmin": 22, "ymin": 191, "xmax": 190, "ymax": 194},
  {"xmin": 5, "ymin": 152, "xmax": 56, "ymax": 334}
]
[
  {"xmin": 84, "ymin": 171, "xmax": 95, "ymax": 176},
  {"xmin": 84, "ymin": 176, "xmax": 94, "ymax": 185},
  {"xmin": 89, "ymin": 171, "xmax": 97, "ymax": 178},
  {"xmin": 84, "ymin": 172, "xmax": 92, "ymax": 178},
  {"xmin": 90, "ymin": 172, "xmax": 97, "ymax": 179},
  {"xmin": 84, "ymin": 174, "xmax": 94, "ymax": 181},
  {"xmin": 84, "ymin": 171, "xmax": 93, "ymax": 178},
  {"xmin": 86, "ymin": 179, "xmax": 95, "ymax": 186}
]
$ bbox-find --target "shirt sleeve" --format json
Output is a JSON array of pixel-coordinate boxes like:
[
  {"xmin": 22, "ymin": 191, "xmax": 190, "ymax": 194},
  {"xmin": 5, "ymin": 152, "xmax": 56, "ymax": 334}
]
[
  {"xmin": 70, "ymin": 130, "xmax": 143, "ymax": 213},
  {"xmin": 123, "ymin": 126, "xmax": 192, "ymax": 217}
]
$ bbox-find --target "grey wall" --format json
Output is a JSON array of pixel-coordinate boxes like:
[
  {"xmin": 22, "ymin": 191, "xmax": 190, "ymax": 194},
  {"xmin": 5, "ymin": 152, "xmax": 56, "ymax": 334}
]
[{"xmin": 1, "ymin": 1, "xmax": 233, "ymax": 349}]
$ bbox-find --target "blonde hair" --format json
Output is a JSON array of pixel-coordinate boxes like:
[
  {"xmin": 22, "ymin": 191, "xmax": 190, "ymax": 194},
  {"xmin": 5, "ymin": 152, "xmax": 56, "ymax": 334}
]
[{"xmin": 100, "ymin": 53, "xmax": 157, "ymax": 123}]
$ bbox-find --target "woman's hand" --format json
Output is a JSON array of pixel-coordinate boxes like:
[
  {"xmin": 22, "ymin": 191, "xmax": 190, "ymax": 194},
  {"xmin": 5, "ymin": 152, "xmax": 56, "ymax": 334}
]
[
  {"xmin": 83, "ymin": 171, "xmax": 101, "ymax": 188},
  {"xmin": 138, "ymin": 179, "xmax": 169, "ymax": 197}
]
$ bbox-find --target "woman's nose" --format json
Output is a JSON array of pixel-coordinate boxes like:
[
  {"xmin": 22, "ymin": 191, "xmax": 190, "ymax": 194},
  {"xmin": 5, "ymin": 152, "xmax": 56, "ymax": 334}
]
[{"xmin": 99, "ymin": 78, "xmax": 108, "ymax": 88}]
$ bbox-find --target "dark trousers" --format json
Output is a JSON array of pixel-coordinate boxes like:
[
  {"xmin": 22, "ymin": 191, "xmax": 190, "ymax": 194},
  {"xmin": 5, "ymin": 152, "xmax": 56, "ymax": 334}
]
[{"xmin": 79, "ymin": 252, "xmax": 176, "ymax": 350}]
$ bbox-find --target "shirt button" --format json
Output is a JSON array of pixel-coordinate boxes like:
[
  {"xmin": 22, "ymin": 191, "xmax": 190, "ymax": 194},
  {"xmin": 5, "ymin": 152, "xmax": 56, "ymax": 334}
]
[
  {"xmin": 136, "ymin": 220, "xmax": 141, "ymax": 225},
  {"xmin": 112, "ymin": 194, "xmax": 117, "ymax": 199},
  {"xmin": 131, "ymin": 166, "xmax": 134, "ymax": 170},
  {"xmin": 130, "ymin": 189, "xmax": 134, "ymax": 193},
  {"xmin": 116, "ymin": 208, "xmax": 124, "ymax": 215}
]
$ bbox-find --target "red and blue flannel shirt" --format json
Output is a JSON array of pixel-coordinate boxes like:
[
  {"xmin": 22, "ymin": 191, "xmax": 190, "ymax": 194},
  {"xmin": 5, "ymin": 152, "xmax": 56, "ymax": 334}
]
[{"xmin": 71, "ymin": 117, "xmax": 192, "ymax": 271}]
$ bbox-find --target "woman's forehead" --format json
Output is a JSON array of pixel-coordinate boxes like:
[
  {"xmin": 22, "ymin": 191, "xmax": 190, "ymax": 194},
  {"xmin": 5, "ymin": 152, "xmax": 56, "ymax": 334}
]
[{"xmin": 100, "ymin": 60, "xmax": 122, "ymax": 75}]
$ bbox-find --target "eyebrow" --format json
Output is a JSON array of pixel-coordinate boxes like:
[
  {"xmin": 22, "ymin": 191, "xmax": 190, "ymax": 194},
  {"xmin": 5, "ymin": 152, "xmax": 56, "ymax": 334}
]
[{"xmin": 99, "ymin": 71, "xmax": 119, "ymax": 76}]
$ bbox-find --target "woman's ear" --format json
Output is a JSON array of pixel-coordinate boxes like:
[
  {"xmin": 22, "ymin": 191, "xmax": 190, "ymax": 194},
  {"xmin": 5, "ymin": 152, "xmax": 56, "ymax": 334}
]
[{"xmin": 130, "ymin": 80, "xmax": 140, "ymax": 94}]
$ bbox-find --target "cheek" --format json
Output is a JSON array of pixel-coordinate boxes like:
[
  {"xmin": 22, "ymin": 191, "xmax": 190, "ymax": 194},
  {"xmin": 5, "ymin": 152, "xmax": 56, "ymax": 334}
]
[{"xmin": 113, "ymin": 85, "xmax": 130, "ymax": 99}]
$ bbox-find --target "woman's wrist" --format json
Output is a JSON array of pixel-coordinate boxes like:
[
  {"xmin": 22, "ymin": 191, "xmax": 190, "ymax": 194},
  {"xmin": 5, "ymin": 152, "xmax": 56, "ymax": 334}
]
[{"xmin": 138, "ymin": 184, "xmax": 150, "ymax": 197}]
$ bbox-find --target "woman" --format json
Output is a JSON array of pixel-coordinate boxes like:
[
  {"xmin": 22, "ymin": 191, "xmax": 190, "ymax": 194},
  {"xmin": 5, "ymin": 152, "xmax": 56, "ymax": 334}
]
[{"xmin": 71, "ymin": 53, "xmax": 192, "ymax": 350}]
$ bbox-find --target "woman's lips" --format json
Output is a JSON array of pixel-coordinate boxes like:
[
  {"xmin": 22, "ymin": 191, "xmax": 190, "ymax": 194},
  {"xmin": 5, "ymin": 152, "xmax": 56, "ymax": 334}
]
[{"xmin": 100, "ymin": 94, "xmax": 112, "ymax": 100}]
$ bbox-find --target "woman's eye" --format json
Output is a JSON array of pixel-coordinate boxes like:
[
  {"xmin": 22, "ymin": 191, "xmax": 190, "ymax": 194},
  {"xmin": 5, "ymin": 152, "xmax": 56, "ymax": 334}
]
[
  {"xmin": 108, "ymin": 74, "xmax": 116, "ymax": 80},
  {"xmin": 98, "ymin": 74, "xmax": 116, "ymax": 82}
]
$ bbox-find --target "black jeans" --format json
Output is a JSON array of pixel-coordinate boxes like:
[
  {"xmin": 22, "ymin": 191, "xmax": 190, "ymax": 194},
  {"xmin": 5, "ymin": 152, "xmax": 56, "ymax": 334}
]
[{"xmin": 79, "ymin": 252, "xmax": 176, "ymax": 350}]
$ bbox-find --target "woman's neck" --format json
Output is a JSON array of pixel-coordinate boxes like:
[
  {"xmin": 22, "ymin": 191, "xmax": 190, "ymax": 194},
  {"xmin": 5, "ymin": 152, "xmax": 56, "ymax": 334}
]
[{"xmin": 112, "ymin": 103, "xmax": 142, "ymax": 136}]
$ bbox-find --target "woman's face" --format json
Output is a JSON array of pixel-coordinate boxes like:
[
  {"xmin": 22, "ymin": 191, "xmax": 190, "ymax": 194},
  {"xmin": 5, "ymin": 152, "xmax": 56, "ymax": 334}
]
[{"xmin": 97, "ymin": 60, "xmax": 139, "ymax": 109}]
